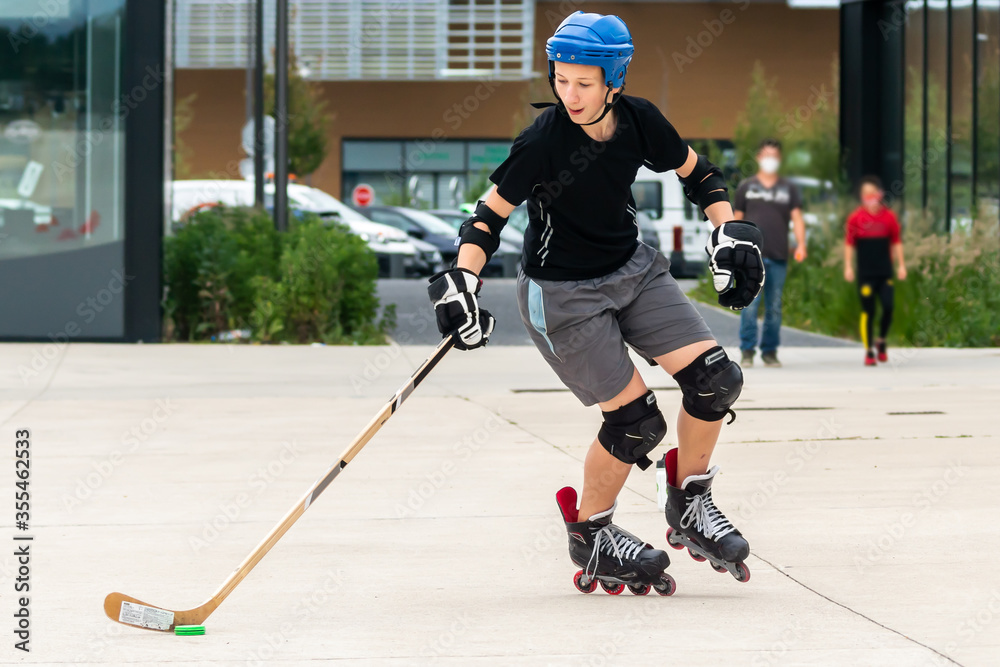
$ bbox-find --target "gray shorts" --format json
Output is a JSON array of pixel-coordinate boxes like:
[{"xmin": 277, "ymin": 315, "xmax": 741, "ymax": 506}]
[{"xmin": 516, "ymin": 243, "xmax": 714, "ymax": 406}]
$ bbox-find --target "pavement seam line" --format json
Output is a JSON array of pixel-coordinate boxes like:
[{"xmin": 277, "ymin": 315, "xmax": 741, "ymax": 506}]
[
  {"xmin": 443, "ymin": 395, "xmax": 966, "ymax": 667},
  {"xmin": 0, "ymin": 341, "xmax": 71, "ymax": 430},
  {"xmin": 752, "ymin": 552, "xmax": 964, "ymax": 666}
]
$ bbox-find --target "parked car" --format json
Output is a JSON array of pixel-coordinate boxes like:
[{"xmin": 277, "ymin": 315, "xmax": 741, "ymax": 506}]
[
  {"xmin": 170, "ymin": 180, "xmax": 437, "ymax": 277},
  {"xmin": 356, "ymin": 205, "xmax": 519, "ymax": 277}
]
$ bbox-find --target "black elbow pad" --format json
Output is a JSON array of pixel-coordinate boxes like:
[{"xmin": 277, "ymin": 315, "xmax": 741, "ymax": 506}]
[
  {"xmin": 678, "ymin": 154, "xmax": 730, "ymax": 220},
  {"xmin": 458, "ymin": 201, "xmax": 507, "ymax": 262}
]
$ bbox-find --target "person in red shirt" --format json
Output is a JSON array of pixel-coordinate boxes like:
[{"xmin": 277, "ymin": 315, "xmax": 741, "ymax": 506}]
[{"xmin": 843, "ymin": 176, "xmax": 907, "ymax": 365}]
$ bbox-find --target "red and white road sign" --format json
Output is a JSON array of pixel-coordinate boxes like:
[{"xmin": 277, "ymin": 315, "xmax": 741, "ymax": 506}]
[{"xmin": 352, "ymin": 184, "xmax": 374, "ymax": 207}]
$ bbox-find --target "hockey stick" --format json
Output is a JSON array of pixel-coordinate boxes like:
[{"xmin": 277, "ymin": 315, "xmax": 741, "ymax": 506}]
[{"xmin": 104, "ymin": 336, "xmax": 454, "ymax": 632}]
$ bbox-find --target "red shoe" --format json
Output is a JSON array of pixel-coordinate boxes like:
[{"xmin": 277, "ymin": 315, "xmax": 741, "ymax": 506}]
[
  {"xmin": 865, "ymin": 352, "xmax": 877, "ymax": 366},
  {"xmin": 876, "ymin": 342, "xmax": 888, "ymax": 363}
]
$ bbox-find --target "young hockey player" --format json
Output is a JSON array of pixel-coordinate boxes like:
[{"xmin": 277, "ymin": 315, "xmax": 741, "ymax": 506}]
[
  {"xmin": 428, "ymin": 11, "xmax": 760, "ymax": 593},
  {"xmin": 844, "ymin": 175, "xmax": 907, "ymax": 365}
]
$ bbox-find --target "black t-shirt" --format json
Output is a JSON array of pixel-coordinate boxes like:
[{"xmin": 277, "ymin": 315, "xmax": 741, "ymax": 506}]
[
  {"xmin": 733, "ymin": 176, "xmax": 802, "ymax": 261},
  {"xmin": 489, "ymin": 95, "xmax": 689, "ymax": 280}
]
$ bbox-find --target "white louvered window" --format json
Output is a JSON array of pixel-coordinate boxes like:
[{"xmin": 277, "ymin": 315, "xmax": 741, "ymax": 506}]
[{"xmin": 174, "ymin": 0, "xmax": 535, "ymax": 81}]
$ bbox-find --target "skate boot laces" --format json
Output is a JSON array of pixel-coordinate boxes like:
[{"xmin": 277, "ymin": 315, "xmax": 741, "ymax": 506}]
[
  {"xmin": 680, "ymin": 488, "xmax": 736, "ymax": 543},
  {"xmin": 585, "ymin": 524, "xmax": 646, "ymax": 577}
]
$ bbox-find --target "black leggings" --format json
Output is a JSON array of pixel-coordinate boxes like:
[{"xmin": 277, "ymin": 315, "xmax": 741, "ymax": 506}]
[{"xmin": 858, "ymin": 277, "xmax": 894, "ymax": 348}]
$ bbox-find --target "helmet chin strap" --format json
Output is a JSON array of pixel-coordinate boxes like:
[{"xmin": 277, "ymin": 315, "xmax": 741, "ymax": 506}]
[
  {"xmin": 579, "ymin": 85, "xmax": 624, "ymax": 126},
  {"xmin": 531, "ymin": 78, "xmax": 625, "ymax": 127}
]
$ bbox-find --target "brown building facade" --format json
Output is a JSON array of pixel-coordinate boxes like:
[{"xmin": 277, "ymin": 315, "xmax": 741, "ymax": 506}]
[{"xmin": 175, "ymin": 1, "xmax": 838, "ymax": 206}]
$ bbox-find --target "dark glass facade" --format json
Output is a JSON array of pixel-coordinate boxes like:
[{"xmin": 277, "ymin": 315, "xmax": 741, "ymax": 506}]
[
  {"xmin": 0, "ymin": 0, "xmax": 164, "ymax": 341},
  {"xmin": 902, "ymin": 0, "xmax": 1000, "ymax": 230}
]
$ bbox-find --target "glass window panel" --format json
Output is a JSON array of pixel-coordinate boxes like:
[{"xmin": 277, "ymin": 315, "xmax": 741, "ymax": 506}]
[
  {"xmin": 0, "ymin": 0, "xmax": 125, "ymax": 260},
  {"xmin": 467, "ymin": 141, "xmax": 510, "ymax": 174},
  {"xmin": 342, "ymin": 140, "xmax": 401, "ymax": 170},
  {"xmin": 926, "ymin": 0, "xmax": 950, "ymax": 231},
  {"xmin": 404, "ymin": 141, "xmax": 463, "ymax": 171},
  {"xmin": 341, "ymin": 171, "xmax": 403, "ymax": 206},
  {"xmin": 434, "ymin": 173, "xmax": 466, "ymax": 210},
  {"xmin": 904, "ymin": 0, "xmax": 926, "ymax": 218},
  {"xmin": 976, "ymin": 0, "xmax": 1000, "ymax": 225},
  {"xmin": 951, "ymin": 0, "xmax": 975, "ymax": 230}
]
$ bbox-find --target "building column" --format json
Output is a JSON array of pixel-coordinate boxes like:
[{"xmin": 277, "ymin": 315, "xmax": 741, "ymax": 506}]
[{"xmin": 840, "ymin": 0, "xmax": 905, "ymax": 198}]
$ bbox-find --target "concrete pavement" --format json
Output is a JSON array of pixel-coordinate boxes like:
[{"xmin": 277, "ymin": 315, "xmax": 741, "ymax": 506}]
[{"xmin": 0, "ymin": 342, "xmax": 997, "ymax": 665}]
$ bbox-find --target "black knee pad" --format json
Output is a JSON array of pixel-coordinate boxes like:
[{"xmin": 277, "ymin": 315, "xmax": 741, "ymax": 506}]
[
  {"xmin": 597, "ymin": 390, "xmax": 667, "ymax": 470},
  {"xmin": 673, "ymin": 346, "xmax": 743, "ymax": 423}
]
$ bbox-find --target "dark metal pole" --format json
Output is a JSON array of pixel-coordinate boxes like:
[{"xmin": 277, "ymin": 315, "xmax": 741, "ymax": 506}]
[
  {"xmin": 274, "ymin": 0, "xmax": 289, "ymax": 232},
  {"xmin": 946, "ymin": 0, "xmax": 953, "ymax": 234},
  {"xmin": 253, "ymin": 0, "xmax": 265, "ymax": 208},
  {"xmin": 971, "ymin": 0, "xmax": 979, "ymax": 205}
]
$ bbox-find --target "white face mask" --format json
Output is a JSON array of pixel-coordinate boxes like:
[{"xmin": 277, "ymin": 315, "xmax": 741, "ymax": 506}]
[{"xmin": 758, "ymin": 156, "xmax": 780, "ymax": 174}]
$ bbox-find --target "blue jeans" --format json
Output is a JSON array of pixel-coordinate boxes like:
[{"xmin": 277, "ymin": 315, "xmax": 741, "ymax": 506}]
[{"xmin": 739, "ymin": 258, "xmax": 787, "ymax": 354}]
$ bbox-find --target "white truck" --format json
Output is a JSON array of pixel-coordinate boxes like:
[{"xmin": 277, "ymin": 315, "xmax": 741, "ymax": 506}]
[{"xmin": 630, "ymin": 166, "xmax": 709, "ymax": 278}]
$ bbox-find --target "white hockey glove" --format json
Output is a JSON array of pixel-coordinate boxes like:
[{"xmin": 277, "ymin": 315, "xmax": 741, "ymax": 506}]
[
  {"xmin": 427, "ymin": 268, "xmax": 496, "ymax": 350},
  {"xmin": 705, "ymin": 221, "xmax": 766, "ymax": 310}
]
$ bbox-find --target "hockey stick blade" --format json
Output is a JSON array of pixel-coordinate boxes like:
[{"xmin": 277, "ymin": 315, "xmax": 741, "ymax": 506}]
[
  {"xmin": 104, "ymin": 336, "xmax": 455, "ymax": 632},
  {"xmin": 103, "ymin": 592, "xmax": 212, "ymax": 632}
]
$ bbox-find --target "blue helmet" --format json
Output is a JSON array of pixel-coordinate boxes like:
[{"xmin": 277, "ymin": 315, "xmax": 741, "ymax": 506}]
[{"xmin": 545, "ymin": 12, "xmax": 634, "ymax": 88}]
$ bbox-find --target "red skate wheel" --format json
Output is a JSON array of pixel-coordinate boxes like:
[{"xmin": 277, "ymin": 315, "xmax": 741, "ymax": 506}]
[
  {"xmin": 688, "ymin": 548, "xmax": 707, "ymax": 563},
  {"xmin": 710, "ymin": 562, "xmax": 728, "ymax": 574},
  {"xmin": 734, "ymin": 562, "xmax": 751, "ymax": 583},
  {"xmin": 627, "ymin": 584, "xmax": 650, "ymax": 596},
  {"xmin": 653, "ymin": 573, "xmax": 676, "ymax": 597},
  {"xmin": 573, "ymin": 570, "xmax": 598, "ymax": 594},
  {"xmin": 600, "ymin": 581, "xmax": 625, "ymax": 595},
  {"xmin": 665, "ymin": 528, "xmax": 683, "ymax": 550}
]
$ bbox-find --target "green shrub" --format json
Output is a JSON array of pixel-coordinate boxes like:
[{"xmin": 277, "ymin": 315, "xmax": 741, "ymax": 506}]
[
  {"xmin": 163, "ymin": 206, "xmax": 393, "ymax": 344},
  {"xmin": 250, "ymin": 215, "xmax": 394, "ymax": 344},
  {"xmin": 691, "ymin": 214, "xmax": 1000, "ymax": 347}
]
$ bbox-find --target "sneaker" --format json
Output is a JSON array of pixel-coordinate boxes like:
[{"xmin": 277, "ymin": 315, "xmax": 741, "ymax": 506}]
[
  {"xmin": 876, "ymin": 341, "xmax": 888, "ymax": 363},
  {"xmin": 865, "ymin": 351, "xmax": 877, "ymax": 366},
  {"xmin": 741, "ymin": 350, "xmax": 754, "ymax": 367},
  {"xmin": 761, "ymin": 352, "xmax": 781, "ymax": 368}
]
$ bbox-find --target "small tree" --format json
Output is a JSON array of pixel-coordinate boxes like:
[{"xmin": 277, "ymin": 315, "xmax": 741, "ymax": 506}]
[
  {"xmin": 173, "ymin": 93, "xmax": 197, "ymax": 179},
  {"xmin": 731, "ymin": 61, "xmax": 786, "ymax": 181},
  {"xmin": 264, "ymin": 52, "xmax": 332, "ymax": 178}
]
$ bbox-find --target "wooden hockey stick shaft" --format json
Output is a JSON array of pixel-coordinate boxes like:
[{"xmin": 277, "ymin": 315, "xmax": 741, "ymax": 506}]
[{"xmin": 104, "ymin": 337, "xmax": 455, "ymax": 631}]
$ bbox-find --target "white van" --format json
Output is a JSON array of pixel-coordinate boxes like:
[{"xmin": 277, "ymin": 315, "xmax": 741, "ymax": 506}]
[
  {"xmin": 630, "ymin": 166, "xmax": 709, "ymax": 278},
  {"xmin": 171, "ymin": 180, "xmax": 436, "ymax": 276}
]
